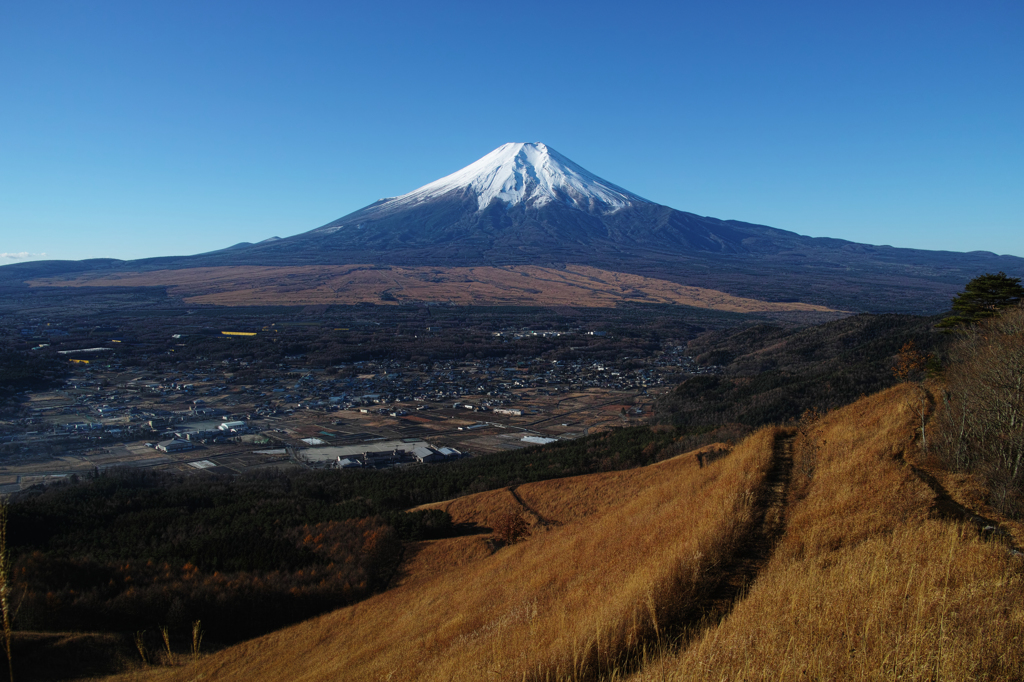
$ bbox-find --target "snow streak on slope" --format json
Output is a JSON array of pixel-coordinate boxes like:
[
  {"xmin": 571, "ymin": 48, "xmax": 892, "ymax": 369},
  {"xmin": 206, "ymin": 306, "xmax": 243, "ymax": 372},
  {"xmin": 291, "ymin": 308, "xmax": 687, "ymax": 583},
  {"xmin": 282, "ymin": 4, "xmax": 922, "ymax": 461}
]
[{"xmin": 366, "ymin": 142, "xmax": 651, "ymax": 215}]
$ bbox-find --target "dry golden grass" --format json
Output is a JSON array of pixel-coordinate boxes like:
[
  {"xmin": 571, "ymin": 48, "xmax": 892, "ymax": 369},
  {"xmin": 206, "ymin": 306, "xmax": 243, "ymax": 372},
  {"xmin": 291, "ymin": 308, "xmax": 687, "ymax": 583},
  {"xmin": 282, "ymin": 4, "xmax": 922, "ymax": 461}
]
[
  {"xmin": 117, "ymin": 430, "xmax": 777, "ymax": 682},
  {"xmin": 632, "ymin": 519, "xmax": 1024, "ymax": 681},
  {"xmin": 28, "ymin": 264, "xmax": 837, "ymax": 313},
  {"xmin": 92, "ymin": 386, "xmax": 1024, "ymax": 682},
  {"xmin": 779, "ymin": 384, "xmax": 935, "ymax": 562},
  {"xmin": 627, "ymin": 384, "xmax": 1024, "ymax": 681},
  {"xmin": 418, "ymin": 443, "xmax": 732, "ymax": 532}
]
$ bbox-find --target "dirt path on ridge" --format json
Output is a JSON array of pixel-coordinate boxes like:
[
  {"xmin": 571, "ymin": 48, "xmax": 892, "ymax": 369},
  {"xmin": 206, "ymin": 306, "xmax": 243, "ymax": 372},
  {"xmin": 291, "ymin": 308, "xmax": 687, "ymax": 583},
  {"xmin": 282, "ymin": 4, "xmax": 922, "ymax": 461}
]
[
  {"xmin": 583, "ymin": 430, "xmax": 795, "ymax": 682},
  {"xmin": 509, "ymin": 485, "xmax": 557, "ymax": 528},
  {"xmin": 694, "ymin": 431, "xmax": 794, "ymax": 623}
]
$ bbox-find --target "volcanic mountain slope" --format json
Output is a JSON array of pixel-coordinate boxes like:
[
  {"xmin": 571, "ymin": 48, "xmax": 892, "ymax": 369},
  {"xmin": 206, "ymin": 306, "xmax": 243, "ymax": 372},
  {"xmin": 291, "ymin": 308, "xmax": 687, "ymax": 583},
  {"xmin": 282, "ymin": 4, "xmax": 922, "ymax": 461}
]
[
  {"xmin": 167, "ymin": 143, "xmax": 1024, "ymax": 311},
  {"xmin": 4, "ymin": 142, "xmax": 1022, "ymax": 313},
  {"xmin": 197, "ymin": 143, "xmax": 1024, "ymax": 314},
  {"xmin": 298, "ymin": 142, "xmax": 802, "ymax": 258}
]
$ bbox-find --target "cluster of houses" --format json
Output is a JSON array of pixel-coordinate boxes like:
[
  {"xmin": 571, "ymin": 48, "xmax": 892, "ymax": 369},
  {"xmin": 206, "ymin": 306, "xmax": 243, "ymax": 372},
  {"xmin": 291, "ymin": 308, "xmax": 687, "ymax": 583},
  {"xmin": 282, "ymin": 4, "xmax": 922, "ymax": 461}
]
[{"xmin": 266, "ymin": 353, "xmax": 711, "ymax": 415}]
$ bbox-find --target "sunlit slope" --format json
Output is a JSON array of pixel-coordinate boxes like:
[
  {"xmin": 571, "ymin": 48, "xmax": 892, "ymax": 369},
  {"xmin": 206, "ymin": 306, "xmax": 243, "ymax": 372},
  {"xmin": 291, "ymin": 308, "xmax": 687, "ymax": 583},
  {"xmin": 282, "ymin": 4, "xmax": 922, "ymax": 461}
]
[
  {"xmin": 628, "ymin": 384, "xmax": 1024, "ymax": 681},
  {"xmin": 103, "ymin": 384, "xmax": 1024, "ymax": 682},
  {"xmin": 133, "ymin": 435, "xmax": 777, "ymax": 682}
]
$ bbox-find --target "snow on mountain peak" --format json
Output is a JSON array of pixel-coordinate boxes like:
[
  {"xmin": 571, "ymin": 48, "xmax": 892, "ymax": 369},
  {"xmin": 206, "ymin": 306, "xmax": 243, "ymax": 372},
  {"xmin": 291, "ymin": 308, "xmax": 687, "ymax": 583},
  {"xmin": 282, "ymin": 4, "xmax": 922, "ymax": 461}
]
[{"xmin": 379, "ymin": 142, "xmax": 649, "ymax": 214}]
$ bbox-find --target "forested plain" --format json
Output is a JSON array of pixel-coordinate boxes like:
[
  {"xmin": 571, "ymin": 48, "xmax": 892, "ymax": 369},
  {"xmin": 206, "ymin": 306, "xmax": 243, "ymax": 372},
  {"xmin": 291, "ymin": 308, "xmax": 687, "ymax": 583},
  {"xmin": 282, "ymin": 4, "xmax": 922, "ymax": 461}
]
[{"xmin": 656, "ymin": 313, "xmax": 941, "ymax": 429}]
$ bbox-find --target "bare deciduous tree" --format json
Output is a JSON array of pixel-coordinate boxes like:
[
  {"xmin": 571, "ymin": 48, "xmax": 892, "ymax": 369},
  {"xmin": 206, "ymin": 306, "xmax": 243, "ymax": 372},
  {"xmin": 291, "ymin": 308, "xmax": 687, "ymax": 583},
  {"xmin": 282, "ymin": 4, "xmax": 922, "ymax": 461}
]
[{"xmin": 934, "ymin": 306, "xmax": 1024, "ymax": 514}]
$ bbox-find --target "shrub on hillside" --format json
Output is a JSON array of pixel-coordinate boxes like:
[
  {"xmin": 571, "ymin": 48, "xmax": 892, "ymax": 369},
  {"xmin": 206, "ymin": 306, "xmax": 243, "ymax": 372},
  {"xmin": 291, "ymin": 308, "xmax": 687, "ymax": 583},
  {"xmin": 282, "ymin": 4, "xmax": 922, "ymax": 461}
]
[{"xmin": 492, "ymin": 511, "xmax": 530, "ymax": 546}]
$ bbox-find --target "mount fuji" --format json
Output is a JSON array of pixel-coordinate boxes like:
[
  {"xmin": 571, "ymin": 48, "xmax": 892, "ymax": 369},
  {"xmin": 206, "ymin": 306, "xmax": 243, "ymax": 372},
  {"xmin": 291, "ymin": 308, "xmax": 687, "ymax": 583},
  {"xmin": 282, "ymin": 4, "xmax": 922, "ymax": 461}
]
[
  {"xmin": 4, "ymin": 142, "xmax": 1023, "ymax": 313},
  {"xmin": 325, "ymin": 142, "xmax": 648, "ymax": 216},
  {"xmin": 191, "ymin": 142, "xmax": 1023, "ymax": 312},
  {"xmin": 230, "ymin": 141, "xmax": 821, "ymax": 264}
]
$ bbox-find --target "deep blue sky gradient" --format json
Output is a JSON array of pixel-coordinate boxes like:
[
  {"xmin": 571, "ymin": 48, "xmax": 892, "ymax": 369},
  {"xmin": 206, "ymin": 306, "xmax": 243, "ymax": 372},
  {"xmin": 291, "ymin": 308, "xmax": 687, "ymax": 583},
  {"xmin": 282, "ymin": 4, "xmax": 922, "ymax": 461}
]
[{"xmin": 2, "ymin": 0, "xmax": 1022, "ymax": 262}]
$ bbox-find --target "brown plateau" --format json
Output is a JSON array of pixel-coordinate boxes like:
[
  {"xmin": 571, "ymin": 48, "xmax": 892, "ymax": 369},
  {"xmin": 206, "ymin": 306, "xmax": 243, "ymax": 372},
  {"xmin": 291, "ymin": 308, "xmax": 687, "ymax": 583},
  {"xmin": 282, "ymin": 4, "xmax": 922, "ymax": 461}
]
[{"xmin": 28, "ymin": 264, "xmax": 838, "ymax": 313}]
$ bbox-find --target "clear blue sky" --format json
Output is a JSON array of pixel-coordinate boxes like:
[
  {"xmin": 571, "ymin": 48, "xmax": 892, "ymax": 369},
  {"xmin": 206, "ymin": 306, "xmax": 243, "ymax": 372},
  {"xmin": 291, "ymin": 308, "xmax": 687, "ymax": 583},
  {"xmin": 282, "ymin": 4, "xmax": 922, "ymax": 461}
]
[{"xmin": 2, "ymin": 0, "xmax": 1022, "ymax": 263}]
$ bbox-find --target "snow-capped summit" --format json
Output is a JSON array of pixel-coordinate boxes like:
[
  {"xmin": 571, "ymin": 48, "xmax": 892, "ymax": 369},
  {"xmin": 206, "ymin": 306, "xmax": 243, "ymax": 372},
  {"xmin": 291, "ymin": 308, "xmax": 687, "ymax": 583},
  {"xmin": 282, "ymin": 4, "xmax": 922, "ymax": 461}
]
[{"xmin": 363, "ymin": 142, "xmax": 649, "ymax": 216}]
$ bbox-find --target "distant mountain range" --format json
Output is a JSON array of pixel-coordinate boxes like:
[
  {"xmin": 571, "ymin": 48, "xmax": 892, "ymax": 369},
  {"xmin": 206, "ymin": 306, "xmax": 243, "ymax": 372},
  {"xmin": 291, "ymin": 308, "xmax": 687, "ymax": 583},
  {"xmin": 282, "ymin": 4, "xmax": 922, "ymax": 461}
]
[{"xmin": 4, "ymin": 142, "xmax": 1022, "ymax": 313}]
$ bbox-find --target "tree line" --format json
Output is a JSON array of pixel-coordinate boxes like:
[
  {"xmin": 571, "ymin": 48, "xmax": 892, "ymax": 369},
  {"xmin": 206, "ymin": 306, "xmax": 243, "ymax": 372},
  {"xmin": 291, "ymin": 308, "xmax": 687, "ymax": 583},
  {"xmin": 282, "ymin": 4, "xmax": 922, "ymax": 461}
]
[{"xmin": 932, "ymin": 273, "xmax": 1024, "ymax": 515}]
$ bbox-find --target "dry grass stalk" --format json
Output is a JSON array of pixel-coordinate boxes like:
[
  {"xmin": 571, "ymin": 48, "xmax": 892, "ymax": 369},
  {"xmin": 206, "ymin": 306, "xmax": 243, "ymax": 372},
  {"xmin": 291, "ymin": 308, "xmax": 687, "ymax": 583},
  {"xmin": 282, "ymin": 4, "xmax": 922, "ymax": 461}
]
[
  {"xmin": 190, "ymin": 621, "xmax": 202, "ymax": 665},
  {"xmin": 160, "ymin": 626, "xmax": 173, "ymax": 666},
  {"xmin": 133, "ymin": 631, "xmax": 148, "ymax": 666},
  {"xmin": 630, "ymin": 520, "xmax": 1024, "ymax": 681},
  {"xmin": 0, "ymin": 504, "xmax": 12, "ymax": 682}
]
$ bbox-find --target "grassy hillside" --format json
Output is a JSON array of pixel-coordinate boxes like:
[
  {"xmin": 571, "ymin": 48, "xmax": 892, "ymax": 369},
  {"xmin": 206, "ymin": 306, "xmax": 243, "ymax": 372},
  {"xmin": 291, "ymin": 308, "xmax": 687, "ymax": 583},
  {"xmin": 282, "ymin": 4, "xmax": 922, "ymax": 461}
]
[
  {"xmin": 98, "ymin": 434, "xmax": 774, "ymax": 681},
  {"xmin": 94, "ymin": 382, "xmax": 1024, "ymax": 681},
  {"xmin": 628, "ymin": 384, "xmax": 1024, "ymax": 680}
]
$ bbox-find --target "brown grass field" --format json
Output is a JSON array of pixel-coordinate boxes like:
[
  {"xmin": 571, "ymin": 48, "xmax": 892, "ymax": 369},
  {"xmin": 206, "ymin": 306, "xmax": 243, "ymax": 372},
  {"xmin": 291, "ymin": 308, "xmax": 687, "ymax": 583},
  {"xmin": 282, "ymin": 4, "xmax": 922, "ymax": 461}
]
[
  {"xmin": 625, "ymin": 385, "xmax": 1024, "ymax": 681},
  {"xmin": 92, "ymin": 384, "xmax": 1024, "ymax": 681},
  {"xmin": 28, "ymin": 264, "xmax": 837, "ymax": 313}
]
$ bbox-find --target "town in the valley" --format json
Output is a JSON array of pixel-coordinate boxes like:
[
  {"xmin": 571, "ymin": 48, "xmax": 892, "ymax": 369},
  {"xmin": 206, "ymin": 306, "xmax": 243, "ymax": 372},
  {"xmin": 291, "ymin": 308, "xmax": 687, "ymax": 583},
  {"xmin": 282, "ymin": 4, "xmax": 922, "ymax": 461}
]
[{"xmin": 0, "ymin": 303, "xmax": 727, "ymax": 493}]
